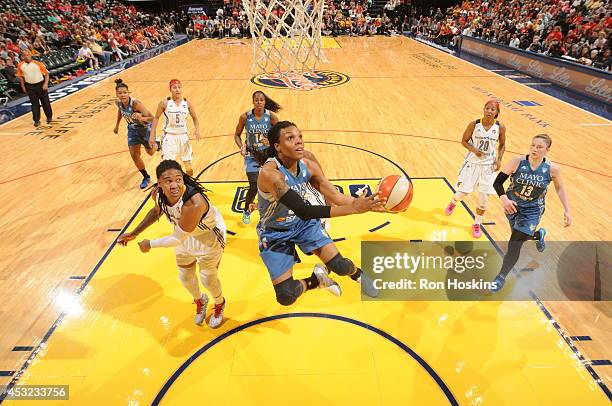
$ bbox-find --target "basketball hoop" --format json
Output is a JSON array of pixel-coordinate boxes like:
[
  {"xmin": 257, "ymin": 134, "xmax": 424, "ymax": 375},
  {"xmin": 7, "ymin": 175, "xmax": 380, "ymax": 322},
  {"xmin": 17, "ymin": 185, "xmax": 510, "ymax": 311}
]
[{"xmin": 242, "ymin": 0, "xmax": 328, "ymax": 75}]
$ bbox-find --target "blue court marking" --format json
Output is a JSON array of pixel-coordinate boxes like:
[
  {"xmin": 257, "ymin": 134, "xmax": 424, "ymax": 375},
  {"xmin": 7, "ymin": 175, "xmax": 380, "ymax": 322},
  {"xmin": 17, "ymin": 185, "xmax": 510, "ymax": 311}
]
[
  {"xmin": 150, "ymin": 312, "xmax": 458, "ymax": 406},
  {"xmin": 11, "ymin": 347, "xmax": 34, "ymax": 352},
  {"xmin": 106, "ymin": 228, "xmax": 122, "ymax": 232},
  {"xmin": 570, "ymin": 336, "xmax": 592, "ymax": 341},
  {"xmin": 591, "ymin": 360, "xmax": 612, "ymax": 366},
  {"xmin": 0, "ymin": 372, "xmax": 14, "ymax": 377},
  {"xmin": 226, "ymin": 230, "xmax": 236, "ymax": 236},
  {"xmin": 410, "ymin": 239, "xmax": 423, "ymax": 242},
  {"xmin": 333, "ymin": 237, "xmax": 346, "ymax": 242},
  {"xmin": 440, "ymin": 176, "xmax": 611, "ymax": 401},
  {"xmin": 369, "ymin": 221, "xmax": 390, "ymax": 232},
  {"xmin": 68, "ymin": 276, "xmax": 86, "ymax": 280}
]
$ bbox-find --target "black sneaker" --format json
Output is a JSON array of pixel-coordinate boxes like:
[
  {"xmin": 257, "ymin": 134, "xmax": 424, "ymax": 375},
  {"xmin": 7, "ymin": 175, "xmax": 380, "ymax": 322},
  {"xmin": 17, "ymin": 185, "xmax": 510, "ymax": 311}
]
[{"xmin": 34, "ymin": 121, "xmax": 40, "ymax": 127}]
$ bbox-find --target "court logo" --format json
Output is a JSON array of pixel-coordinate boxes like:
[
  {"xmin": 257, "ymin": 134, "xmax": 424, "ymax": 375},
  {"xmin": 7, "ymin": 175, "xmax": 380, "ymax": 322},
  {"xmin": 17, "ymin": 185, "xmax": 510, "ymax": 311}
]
[{"xmin": 251, "ymin": 70, "xmax": 350, "ymax": 91}]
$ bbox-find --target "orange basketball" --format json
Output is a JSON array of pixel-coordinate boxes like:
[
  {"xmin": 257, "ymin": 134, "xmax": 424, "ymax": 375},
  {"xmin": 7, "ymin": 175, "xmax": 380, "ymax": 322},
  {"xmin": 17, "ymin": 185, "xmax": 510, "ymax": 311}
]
[{"xmin": 377, "ymin": 175, "xmax": 414, "ymax": 212}]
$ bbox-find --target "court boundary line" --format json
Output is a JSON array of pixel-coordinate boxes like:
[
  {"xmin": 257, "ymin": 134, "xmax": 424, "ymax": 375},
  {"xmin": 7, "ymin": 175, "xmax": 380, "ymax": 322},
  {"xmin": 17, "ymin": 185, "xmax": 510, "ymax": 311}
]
[
  {"xmin": 409, "ymin": 37, "xmax": 611, "ymax": 122},
  {"xmin": 150, "ymin": 313, "xmax": 459, "ymax": 406}
]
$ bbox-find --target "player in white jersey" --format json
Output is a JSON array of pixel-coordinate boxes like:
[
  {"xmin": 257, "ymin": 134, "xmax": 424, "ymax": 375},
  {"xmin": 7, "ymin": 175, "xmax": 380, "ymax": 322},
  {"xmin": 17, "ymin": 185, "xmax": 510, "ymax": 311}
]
[
  {"xmin": 445, "ymin": 100, "xmax": 506, "ymax": 238},
  {"xmin": 118, "ymin": 160, "xmax": 227, "ymax": 328},
  {"xmin": 150, "ymin": 79, "xmax": 201, "ymax": 176}
]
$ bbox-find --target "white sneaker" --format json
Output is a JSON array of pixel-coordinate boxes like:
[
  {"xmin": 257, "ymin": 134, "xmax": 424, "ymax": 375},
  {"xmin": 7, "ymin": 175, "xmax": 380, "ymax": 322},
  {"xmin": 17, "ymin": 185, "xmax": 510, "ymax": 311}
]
[
  {"xmin": 208, "ymin": 298, "xmax": 225, "ymax": 329},
  {"xmin": 313, "ymin": 264, "xmax": 342, "ymax": 297},
  {"xmin": 194, "ymin": 294, "xmax": 209, "ymax": 325}
]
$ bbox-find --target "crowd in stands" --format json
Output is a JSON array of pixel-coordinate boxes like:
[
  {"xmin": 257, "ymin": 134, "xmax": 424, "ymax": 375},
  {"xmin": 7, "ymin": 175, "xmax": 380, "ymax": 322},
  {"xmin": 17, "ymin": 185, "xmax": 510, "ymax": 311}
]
[
  {"xmin": 186, "ymin": 0, "xmax": 610, "ymax": 71},
  {"xmin": 410, "ymin": 0, "xmax": 611, "ymax": 71},
  {"xmin": 0, "ymin": 0, "xmax": 179, "ymax": 98}
]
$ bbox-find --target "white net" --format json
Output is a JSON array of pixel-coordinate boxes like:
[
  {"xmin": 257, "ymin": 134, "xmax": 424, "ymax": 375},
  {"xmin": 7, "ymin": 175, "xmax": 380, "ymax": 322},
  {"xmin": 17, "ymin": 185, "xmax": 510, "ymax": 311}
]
[{"xmin": 242, "ymin": 0, "xmax": 327, "ymax": 74}]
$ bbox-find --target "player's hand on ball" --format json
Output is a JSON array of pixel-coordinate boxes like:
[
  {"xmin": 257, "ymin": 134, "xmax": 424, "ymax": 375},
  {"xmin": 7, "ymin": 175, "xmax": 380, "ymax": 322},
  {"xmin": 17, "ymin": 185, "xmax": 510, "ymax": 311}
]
[
  {"xmin": 138, "ymin": 240, "xmax": 151, "ymax": 253},
  {"xmin": 500, "ymin": 195, "xmax": 517, "ymax": 214},
  {"xmin": 563, "ymin": 211, "xmax": 572, "ymax": 227},
  {"xmin": 352, "ymin": 192, "xmax": 383, "ymax": 213},
  {"xmin": 117, "ymin": 232, "xmax": 136, "ymax": 246}
]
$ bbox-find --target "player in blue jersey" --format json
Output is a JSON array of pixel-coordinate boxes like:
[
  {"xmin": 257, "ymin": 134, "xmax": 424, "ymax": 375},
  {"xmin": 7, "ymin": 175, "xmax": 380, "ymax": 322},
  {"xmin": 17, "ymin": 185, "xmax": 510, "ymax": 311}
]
[
  {"xmin": 256, "ymin": 121, "xmax": 386, "ymax": 305},
  {"xmin": 490, "ymin": 134, "xmax": 572, "ymax": 292},
  {"xmin": 112, "ymin": 79, "xmax": 156, "ymax": 189},
  {"xmin": 234, "ymin": 91, "xmax": 280, "ymax": 224}
]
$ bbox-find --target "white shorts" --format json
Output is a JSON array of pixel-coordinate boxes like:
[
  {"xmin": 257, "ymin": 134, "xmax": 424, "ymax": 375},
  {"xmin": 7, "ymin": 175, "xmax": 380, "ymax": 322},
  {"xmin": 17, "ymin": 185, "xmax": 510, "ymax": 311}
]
[
  {"xmin": 161, "ymin": 132, "xmax": 193, "ymax": 162},
  {"xmin": 455, "ymin": 162, "xmax": 496, "ymax": 194},
  {"xmin": 174, "ymin": 226, "xmax": 226, "ymax": 274},
  {"xmin": 304, "ymin": 183, "xmax": 330, "ymax": 231}
]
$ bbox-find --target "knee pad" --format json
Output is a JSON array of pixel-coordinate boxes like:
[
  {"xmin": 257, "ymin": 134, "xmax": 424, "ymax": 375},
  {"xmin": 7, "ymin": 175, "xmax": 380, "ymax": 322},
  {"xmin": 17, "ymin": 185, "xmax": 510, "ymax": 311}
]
[
  {"xmin": 325, "ymin": 253, "xmax": 357, "ymax": 276},
  {"xmin": 273, "ymin": 278, "xmax": 304, "ymax": 306}
]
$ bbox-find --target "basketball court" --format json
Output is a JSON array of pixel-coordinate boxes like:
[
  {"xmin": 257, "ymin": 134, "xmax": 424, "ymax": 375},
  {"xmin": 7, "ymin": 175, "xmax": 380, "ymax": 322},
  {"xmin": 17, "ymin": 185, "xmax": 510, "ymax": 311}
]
[{"xmin": 0, "ymin": 35, "xmax": 610, "ymax": 405}]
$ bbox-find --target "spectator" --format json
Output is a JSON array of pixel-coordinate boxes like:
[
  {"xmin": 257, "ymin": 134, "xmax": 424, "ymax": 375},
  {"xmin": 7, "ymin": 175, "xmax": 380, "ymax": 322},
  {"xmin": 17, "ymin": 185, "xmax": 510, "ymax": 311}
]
[{"xmin": 78, "ymin": 42, "xmax": 99, "ymax": 70}]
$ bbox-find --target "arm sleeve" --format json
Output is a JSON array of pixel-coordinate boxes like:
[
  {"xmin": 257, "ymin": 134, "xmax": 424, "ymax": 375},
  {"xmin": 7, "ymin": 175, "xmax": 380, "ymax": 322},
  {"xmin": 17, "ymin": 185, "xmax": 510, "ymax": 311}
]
[
  {"xmin": 493, "ymin": 172, "xmax": 510, "ymax": 196},
  {"xmin": 149, "ymin": 224, "xmax": 190, "ymax": 248},
  {"xmin": 279, "ymin": 188, "xmax": 332, "ymax": 220}
]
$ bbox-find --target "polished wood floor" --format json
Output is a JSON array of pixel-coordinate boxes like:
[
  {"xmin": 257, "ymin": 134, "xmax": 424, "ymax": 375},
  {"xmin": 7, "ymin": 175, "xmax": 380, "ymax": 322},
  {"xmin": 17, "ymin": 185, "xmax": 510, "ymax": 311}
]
[{"xmin": 0, "ymin": 36, "xmax": 610, "ymax": 392}]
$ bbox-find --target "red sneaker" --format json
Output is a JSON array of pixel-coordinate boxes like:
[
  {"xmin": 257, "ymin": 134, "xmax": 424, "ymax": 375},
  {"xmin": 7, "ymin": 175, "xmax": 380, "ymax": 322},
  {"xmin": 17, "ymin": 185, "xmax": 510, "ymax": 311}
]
[
  {"xmin": 445, "ymin": 201, "xmax": 456, "ymax": 216},
  {"xmin": 193, "ymin": 294, "xmax": 209, "ymax": 325},
  {"xmin": 208, "ymin": 298, "xmax": 225, "ymax": 329},
  {"xmin": 472, "ymin": 224, "xmax": 482, "ymax": 238}
]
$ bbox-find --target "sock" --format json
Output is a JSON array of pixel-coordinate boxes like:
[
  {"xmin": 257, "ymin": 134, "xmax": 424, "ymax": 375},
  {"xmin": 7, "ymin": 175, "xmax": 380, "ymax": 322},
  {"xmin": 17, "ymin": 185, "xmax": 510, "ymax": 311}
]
[
  {"xmin": 474, "ymin": 215, "xmax": 483, "ymax": 225},
  {"xmin": 303, "ymin": 273, "xmax": 320, "ymax": 290},
  {"xmin": 139, "ymin": 169, "xmax": 149, "ymax": 179},
  {"xmin": 350, "ymin": 268, "xmax": 362, "ymax": 281}
]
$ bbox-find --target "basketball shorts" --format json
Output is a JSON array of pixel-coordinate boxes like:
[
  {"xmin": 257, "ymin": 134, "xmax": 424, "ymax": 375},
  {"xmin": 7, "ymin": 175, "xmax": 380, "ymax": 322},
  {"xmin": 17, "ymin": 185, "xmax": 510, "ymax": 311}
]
[
  {"xmin": 174, "ymin": 225, "xmax": 226, "ymax": 274},
  {"xmin": 127, "ymin": 126, "xmax": 151, "ymax": 148},
  {"xmin": 258, "ymin": 219, "xmax": 332, "ymax": 280},
  {"xmin": 244, "ymin": 155, "xmax": 260, "ymax": 173},
  {"xmin": 506, "ymin": 204, "xmax": 544, "ymax": 236},
  {"xmin": 456, "ymin": 162, "xmax": 496, "ymax": 194},
  {"xmin": 161, "ymin": 132, "xmax": 193, "ymax": 162}
]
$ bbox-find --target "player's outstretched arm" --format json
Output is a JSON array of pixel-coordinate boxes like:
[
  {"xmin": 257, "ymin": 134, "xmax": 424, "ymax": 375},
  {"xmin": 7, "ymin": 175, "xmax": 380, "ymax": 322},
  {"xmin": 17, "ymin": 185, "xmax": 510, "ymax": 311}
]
[
  {"xmin": 118, "ymin": 192, "xmax": 162, "ymax": 246},
  {"xmin": 551, "ymin": 163, "xmax": 572, "ymax": 227},
  {"xmin": 305, "ymin": 157, "xmax": 355, "ymax": 206},
  {"xmin": 259, "ymin": 163, "xmax": 383, "ymax": 219},
  {"xmin": 138, "ymin": 194, "xmax": 209, "ymax": 252}
]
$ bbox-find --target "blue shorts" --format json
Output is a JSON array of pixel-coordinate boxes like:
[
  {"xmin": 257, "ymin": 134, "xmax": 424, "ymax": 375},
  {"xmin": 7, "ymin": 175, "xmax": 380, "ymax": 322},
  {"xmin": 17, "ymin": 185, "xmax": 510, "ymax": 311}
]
[
  {"xmin": 258, "ymin": 219, "xmax": 333, "ymax": 280},
  {"xmin": 244, "ymin": 155, "xmax": 260, "ymax": 173},
  {"xmin": 127, "ymin": 126, "xmax": 151, "ymax": 148},
  {"xmin": 506, "ymin": 204, "xmax": 544, "ymax": 236}
]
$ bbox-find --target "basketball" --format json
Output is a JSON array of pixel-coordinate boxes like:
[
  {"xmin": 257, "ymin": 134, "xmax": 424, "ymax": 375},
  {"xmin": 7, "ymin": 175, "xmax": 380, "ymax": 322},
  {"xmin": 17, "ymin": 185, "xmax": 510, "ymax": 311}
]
[{"xmin": 376, "ymin": 175, "xmax": 414, "ymax": 212}]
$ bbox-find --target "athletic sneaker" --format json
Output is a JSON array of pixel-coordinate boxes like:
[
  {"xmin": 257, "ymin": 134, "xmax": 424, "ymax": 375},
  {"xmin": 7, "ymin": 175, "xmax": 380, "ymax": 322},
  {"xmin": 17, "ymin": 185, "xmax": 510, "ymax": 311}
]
[
  {"xmin": 208, "ymin": 298, "xmax": 225, "ymax": 329},
  {"xmin": 444, "ymin": 201, "xmax": 456, "ymax": 216},
  {"xmin": 194, "ymin": 294, "xmax": 209, "ymax": 325},
  {"xmin": 139, "ymin": 177, "xmax": 150, "ymax": 189},
  {"xmin": 490, "ymin": 274, "xmax": 506, "ymax": 293},
  {"xmin": 472, "ymin": 224, "xmax": 482, "ymax": 238},
  {"xmin": 535, "ymin": 228, "xmax": 547, "ymax": 252},
  {"xmin": 313, "ymin": 264, "xmax": 342, "ymax": 296},
  {"xmin": 357, "ymin": 271, "xmax": 379, "ymax": 298},
  {"xmin": 242, "ymin": 210, "xmax": 251, "ymax": 224}
]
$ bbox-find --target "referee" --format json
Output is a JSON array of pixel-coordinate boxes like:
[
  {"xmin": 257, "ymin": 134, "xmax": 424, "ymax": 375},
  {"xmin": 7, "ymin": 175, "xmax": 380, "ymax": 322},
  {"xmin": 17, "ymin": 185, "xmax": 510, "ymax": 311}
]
[{"xmin": 16, "ymin": 50, "xmax": 53, "ymax": 127}]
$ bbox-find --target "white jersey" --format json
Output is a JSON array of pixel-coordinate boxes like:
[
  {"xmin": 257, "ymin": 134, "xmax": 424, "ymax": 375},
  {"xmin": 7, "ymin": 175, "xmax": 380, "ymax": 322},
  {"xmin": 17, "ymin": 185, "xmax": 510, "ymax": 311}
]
[
  {"xmin": 163, "ymin": 98, "xmax": 189, "ymax": 135},
  {"xmin": 165, "ymin": 185, "xmax": 225, "ymax": 248},
  {"xmin": 464, "ymin": 119, "xmax": 500, "ymax": 164}
]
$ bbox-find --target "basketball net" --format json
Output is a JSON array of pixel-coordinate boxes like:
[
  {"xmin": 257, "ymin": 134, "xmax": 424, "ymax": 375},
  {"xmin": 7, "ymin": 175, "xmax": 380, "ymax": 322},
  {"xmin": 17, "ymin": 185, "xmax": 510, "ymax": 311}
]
[{"xmin": 242, "ymin": 0, "xmax": 328, "ymax": 76}]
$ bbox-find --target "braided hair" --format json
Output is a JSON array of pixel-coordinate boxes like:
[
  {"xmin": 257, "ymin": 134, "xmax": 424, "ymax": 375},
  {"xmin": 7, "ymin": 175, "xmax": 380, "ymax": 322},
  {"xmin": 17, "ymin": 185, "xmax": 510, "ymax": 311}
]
[
  {"xmin": 155, "ymin": 160, "xmax": 211, "ymax": 221},
  {"xmin": 255, "ymin": 121, "xmax": 297, "ymax": 166},
  {"xmin": 252, "ymin": 91, "xmax": 281, "ymax": 113}
]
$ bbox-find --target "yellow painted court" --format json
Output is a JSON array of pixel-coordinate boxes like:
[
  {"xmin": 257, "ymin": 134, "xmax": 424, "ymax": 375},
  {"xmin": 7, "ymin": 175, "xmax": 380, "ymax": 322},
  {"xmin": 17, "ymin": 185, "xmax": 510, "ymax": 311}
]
[{"xmin": 0, "ymin": 37, "xmax": 610, "ymax": 405}]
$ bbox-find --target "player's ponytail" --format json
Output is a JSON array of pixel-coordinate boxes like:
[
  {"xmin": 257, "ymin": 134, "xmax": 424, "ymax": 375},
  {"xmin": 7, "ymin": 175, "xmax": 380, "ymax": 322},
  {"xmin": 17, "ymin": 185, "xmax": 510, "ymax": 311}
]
[
  {"xmin": 115, "ymin": 78, "xmax": 128, "ymax": 90},
  {"xmin": 252, "ymin": 91, "xmax": 281, "ymax": 113},
  {"xmin": 257, "ymin": 121, "xmax": 297, "ymax": 166}
]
